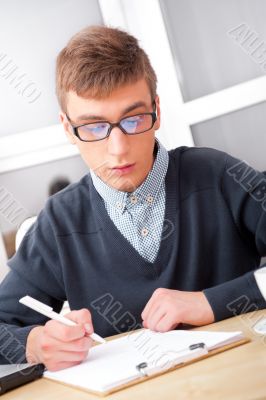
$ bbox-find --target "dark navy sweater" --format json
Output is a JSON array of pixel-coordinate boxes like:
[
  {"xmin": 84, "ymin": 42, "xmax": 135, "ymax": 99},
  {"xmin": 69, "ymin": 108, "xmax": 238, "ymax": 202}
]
[{"xmin": 0, "ymin": 146, "xmax": 266, "ymax": 363}]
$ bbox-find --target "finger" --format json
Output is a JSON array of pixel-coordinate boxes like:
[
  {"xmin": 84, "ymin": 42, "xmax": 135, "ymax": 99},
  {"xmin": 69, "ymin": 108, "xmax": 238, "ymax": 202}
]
[
  {"xmin": 65, "ymin": 309, "xmax": 94, "ymax": 334},
  {"xmin": 56, "ymin": 350, "xmax": 89, "ymax": 363},
  {"xmin": 141, "ymin": 289, "xmax": 165, "ymax": 321},
  {"xmin": 60, "ymin": 336, "xmax": 93, "ymax": 353},
  {"xmin": 45, "ymin": 353, "xmax": 88, "ymax": 371},
  {"xmin": 39, "ymin": 332, "xmax": 93, "ymax": 363},
  {"xmin": 142, "ymin": 298, "xmax": 164, "ymax": 326},
  {"xmin": 48, "ymin": 359, "xmax": 86, "ymax": 372},
  {"xmin": 44, "ymin": 320, "xmax": 86, "ymax": 342},
  {"xmin": 141, "ymin": 294, "xmax": 157, "ymax": 321},
  {"xmin": 65, "ymin": 309, "xmax": 92, "ymax": 324},
  {"xmin": 144, "ymin": 305, "xmax": 166, "ymax": 331},
  {"xmin": 154, "ymin": 313, "xmax": 179, "ymax": 333}
]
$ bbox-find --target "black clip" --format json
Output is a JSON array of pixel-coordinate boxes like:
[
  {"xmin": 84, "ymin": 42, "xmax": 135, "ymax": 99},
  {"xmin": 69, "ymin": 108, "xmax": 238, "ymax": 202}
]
[
  {"xmin": 136, "ymin": 362, "xmax": 148, "ymax": 377},
  {"xmin": 189, "ymin": 342, "xmax": 206, "ymax": 351}
]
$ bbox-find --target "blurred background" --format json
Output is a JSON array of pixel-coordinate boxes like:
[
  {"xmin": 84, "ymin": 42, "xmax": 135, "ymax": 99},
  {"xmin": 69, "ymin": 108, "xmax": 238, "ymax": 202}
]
[{"xmin": 1, "ymin": 0, "xmax": 266, "ymax": 277}]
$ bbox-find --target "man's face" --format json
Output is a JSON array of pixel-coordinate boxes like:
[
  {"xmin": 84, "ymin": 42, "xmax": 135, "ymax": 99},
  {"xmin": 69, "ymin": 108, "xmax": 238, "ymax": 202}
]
[{"xmin": 60, "ymin": 79, "xmax": 161, "ymax": 192}]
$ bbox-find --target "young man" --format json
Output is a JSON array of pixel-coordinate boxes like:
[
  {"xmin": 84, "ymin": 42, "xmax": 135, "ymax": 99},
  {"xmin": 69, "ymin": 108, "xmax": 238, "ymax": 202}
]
[{"xmin": 0, "ymin": 26, "xmax": 265, "ymax": 372}]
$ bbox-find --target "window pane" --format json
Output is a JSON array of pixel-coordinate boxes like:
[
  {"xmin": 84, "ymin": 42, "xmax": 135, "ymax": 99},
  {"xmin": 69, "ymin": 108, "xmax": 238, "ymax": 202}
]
[
  {"xmin": 160, "ymin": 0, "xmax": 266, "ymax": 101},
  {"xmin": 0, "ymin": 0, "xmax": 103, "ymax": 136},
  {"xmin": 191, "ymin": 102, "xmax": 266, "ymax": 171}
]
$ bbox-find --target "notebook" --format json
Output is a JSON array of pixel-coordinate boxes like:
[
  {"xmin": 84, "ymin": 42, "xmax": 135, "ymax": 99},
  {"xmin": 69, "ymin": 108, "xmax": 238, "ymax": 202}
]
[{"xmin": 44, "ymin": 328, "xmax": 247, "ymax": 396}]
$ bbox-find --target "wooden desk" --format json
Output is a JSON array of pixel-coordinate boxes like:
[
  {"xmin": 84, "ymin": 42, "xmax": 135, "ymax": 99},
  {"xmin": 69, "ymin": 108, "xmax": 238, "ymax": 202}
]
[{"xmin": 2, "ymin": 310, "xmax": 266, "ymax": 400}]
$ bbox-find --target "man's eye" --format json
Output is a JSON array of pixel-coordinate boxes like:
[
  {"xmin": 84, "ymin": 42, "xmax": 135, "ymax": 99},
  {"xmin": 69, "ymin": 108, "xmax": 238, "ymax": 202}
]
[
  {"xmin": 91, "ymin": 124, "xmax": 106, "ymax": 132},
  {"xmin": 126, "ymin": 116, "xmax": 143, "ymax": 123},
  {"xmin": 84, "ymin": 124, "xmax": 107, "ymax": 133}
]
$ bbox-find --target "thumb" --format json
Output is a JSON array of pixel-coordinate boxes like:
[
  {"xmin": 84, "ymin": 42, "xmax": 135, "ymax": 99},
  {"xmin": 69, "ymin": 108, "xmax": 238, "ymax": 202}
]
[{"xmin": 65, "ymin": 308, "xmax": 94, "ymax": 335}]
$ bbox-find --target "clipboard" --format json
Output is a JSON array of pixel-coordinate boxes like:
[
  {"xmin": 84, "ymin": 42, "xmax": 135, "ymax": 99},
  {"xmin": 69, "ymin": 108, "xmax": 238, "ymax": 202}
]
[
  {"xmin": 44, "ymin": 329, "xmax": 250, "ymax": 396},
  {"xmin": 100, "ymin": 336, "xmax": 250, "ymax": 397}
]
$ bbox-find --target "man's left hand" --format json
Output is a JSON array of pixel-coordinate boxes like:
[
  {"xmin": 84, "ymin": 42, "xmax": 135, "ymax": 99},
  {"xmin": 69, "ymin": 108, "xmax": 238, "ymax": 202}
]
[{"xmin": 141, "ymin": 288, "xmax": 215, "ymax": 332}]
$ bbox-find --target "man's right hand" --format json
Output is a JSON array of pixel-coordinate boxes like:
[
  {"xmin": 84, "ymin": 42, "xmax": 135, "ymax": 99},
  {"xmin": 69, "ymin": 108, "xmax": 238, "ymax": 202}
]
[{"xmin": 26, "ymin": 309, "xmax": 94, "ymax": 371}]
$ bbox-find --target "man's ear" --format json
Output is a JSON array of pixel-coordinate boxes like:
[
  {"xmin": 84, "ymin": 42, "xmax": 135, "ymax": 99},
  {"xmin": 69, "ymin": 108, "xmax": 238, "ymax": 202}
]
[
  {"xmin": 59, "ymin": 112, "xmax": 76, "ymax": 145},
  {"xmin": 154, "ymin": 95, "xmax": 161, "ymax": 131}
]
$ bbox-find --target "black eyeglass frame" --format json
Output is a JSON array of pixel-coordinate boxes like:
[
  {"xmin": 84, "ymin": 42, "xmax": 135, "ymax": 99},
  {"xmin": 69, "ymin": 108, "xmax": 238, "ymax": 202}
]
[{"xmin": 65, "ymin": 101, "xmax": 157, "ymax": 142}]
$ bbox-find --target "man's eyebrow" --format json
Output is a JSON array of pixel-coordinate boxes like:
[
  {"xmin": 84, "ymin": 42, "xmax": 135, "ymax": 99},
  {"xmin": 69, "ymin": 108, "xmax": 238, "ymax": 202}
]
[
  {"xmin": 122, "ymin": 101, "xmax": 147, "ymax": 115},
  {"xmin": 74, "ymin": 101, "xmax": 148, "ymax": 123}
]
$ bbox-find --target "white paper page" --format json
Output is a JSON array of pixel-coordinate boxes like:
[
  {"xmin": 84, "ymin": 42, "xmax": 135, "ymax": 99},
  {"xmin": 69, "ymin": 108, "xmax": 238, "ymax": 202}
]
[
  {"xmin": 44, "ymin": 329, "xmax": 244, "ymax": 392},
  {"xmin": 45, "ymin": 336, "xmax": 148, "ymax": 392},
  {"xmin": 44, "ymin": 332, "xmax": 195, "ymax": 392},
  {"xmin": 131, "ymin": 329, "xmax": 244, "ymax": 351}
]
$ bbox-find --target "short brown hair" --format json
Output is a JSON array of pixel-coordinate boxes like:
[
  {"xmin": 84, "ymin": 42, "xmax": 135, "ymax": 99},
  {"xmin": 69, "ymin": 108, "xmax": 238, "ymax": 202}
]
[{"xmin": 56, "ymin": 25, "xmax": 157, "ymax": 112}]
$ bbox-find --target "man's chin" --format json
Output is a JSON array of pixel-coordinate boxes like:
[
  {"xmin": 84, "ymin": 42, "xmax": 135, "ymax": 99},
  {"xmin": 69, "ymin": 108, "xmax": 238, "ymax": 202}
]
[
  {"xmin": 102, "ymin": 175, "xmax": 137, "ymax": 192},
  {"xmin": 110, "ymin": 179, "xmax": 136, "ymax": 192}
]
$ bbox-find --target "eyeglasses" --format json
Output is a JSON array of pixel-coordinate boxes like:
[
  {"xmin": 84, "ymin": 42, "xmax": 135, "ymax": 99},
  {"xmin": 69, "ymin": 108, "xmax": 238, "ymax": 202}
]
[{"xmin": 65, "ymin": 102, "xmax": 157, "ymax": 142}]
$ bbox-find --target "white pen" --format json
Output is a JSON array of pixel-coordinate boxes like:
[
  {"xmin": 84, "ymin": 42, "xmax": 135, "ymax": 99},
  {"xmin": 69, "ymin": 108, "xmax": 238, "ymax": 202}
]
[{"xmin": 19, "ymin": 295, "xmax": 106, "ymax": 344}]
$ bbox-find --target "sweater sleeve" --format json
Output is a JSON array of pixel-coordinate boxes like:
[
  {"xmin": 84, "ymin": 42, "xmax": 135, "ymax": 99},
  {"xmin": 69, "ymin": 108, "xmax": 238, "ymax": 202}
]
[
  {"xmin": 254, "ymin": 266, "xmax": 266, "ymax": 300},
  {"xmin": 203, "ymin": 155, "xmax": 266, "ymax": 320},
  {"xmin": 0, "ymin": 203, "xmax": 66, "ymax": 364}
]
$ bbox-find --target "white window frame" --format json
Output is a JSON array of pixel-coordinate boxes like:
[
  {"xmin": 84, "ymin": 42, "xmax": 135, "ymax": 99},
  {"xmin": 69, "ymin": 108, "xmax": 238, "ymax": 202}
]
[
  {"xmin": 99, "ymin": 0, "xmax": 266, "ymax": 143},
  {"xmin": 0, "ymin": 124, "xmax": 78, "ymax": 174},
  {"xmin": 1, "ymin": 0, "xmax": 266, "ymax": 174}
]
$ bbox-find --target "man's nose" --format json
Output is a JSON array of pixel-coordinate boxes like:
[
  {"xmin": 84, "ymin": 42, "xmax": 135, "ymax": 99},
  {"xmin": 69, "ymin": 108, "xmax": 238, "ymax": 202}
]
[{"xmin": 107, "ymin": 126, "xmax": 130, "ymax": 155}]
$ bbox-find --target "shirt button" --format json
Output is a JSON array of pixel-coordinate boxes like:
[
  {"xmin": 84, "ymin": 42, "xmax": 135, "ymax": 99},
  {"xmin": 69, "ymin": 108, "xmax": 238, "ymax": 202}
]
[
  {"xmin": 116, "ymin": 202, "xmax": 123, "ymax": 210},
  {"xmin": 146, "ymin": 195, "xmax": 153, "ymax": 204},
  {"xmin": 141, "ymin": 227, "xmax": 149, "ymax": 237},
  {"xmin": 130, "ymin": 195, "xmax": 138, "ymax": 204}
]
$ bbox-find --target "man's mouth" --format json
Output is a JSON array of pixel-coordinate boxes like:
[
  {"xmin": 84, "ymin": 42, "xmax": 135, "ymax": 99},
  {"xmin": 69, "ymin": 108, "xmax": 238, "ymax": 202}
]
[{"xmin": 111, "ymin": 163, "xmax": 135, "ymax": 175}]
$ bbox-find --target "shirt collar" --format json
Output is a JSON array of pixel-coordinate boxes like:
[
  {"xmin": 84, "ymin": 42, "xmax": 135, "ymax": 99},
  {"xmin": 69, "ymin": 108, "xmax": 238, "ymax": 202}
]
[{"xmin": 90, "ymin": 138, "xmax": 169, "ymax": 214}]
